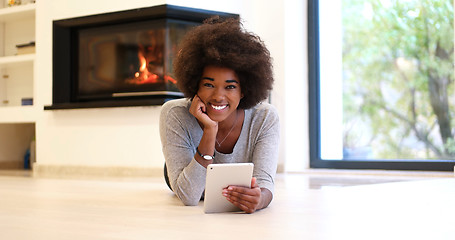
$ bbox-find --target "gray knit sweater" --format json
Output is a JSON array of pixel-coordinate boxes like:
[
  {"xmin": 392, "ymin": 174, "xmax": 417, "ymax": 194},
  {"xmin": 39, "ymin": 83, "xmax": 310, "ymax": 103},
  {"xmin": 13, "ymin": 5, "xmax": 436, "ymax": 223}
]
[{"xmin": 159, "ymin": 98, "xmax": 280, "ymax": 206}]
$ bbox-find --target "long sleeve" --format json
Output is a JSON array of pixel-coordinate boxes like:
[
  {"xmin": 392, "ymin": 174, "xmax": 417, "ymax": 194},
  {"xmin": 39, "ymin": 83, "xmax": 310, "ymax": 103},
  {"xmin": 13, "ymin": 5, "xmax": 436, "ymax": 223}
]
[
  {"xmin": 160, "ymin": 100, "xmax": 206, "ymax": 206},
  {"xmin": 249, "ymin": 104, "xmax": 280, "ymax": 193}
]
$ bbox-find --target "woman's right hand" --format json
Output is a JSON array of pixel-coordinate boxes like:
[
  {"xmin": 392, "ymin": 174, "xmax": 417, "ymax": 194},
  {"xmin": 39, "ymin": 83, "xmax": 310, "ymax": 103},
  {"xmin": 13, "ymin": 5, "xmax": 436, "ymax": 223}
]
[
  {"xmin": 189, "ymin": 95, "xmax": 218, "ymax": 129},
  {"xmin": 190, "ymin": 95, "xmax": 218, "ymax": 167}
]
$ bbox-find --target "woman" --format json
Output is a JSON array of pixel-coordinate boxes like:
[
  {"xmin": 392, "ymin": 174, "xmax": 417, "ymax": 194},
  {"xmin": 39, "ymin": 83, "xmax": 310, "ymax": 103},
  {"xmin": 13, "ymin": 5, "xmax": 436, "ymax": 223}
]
[{"xmin": 159, "ymin": 17, "xmax": 279, "ymax": 213}]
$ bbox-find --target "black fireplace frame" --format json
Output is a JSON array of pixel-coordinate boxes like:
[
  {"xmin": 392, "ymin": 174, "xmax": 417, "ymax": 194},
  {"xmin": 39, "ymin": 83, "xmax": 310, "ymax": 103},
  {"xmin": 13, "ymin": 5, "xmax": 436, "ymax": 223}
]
[{"xmin": 45, "ymin": 4, "xmax": 238, "ymax": 110}]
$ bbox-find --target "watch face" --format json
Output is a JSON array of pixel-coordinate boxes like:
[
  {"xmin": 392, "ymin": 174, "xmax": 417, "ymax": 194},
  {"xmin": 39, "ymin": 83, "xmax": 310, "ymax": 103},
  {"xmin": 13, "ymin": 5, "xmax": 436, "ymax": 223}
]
[
  {"xmin": 203, "ymin": 155, "xmax": 213, "ymax": 160},
  {"xmin": 196, "ymin": 147, "xmax": 214, "ymax": 161}
]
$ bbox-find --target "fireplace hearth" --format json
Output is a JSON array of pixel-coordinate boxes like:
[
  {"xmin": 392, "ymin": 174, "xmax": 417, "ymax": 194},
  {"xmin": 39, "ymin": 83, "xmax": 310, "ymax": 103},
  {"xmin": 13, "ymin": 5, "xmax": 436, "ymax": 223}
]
[{"xmin": 45, "ymin": 5, "xmax": 237, "ymax": 110}]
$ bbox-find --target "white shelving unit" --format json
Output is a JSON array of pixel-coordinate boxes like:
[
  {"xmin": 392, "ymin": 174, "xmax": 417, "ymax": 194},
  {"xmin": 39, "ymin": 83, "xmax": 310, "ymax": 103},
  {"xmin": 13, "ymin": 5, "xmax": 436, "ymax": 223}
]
[
  {"xmin": 0, "ymin": 105, "xmax": 36, "ymax": 123},
  {"xmin": 0, "ymin": 3, "xmax": 35, "ymax": 22},
  {"xmin": 0, "ymin": 3, "xmax": 36, "ymax": 124},
  {"xmin": 0, "ymin": 53, "xmax": 35, "ymax": 66},
  {"xmin": 0, "ymin": 4, "xmax": 36, "ymax": 170}
]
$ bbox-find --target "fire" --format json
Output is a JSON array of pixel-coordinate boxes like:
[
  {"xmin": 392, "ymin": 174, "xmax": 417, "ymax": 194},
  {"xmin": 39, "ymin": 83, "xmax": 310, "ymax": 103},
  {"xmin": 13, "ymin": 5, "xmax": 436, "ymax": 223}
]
[
  {"xmin": 126, "ymin": 45, "xmax": 177, "ymax": 85},
  {"xmin": 127, "ymin": 50, "xmax": 160, "ymax": 84}
]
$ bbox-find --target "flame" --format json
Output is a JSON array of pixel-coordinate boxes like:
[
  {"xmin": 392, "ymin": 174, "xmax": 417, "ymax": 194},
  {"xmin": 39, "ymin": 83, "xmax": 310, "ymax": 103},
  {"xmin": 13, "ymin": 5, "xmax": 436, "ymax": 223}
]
[
  {"xmin": 126, "ymin": 44, "xmax": 177, "ymax": 86},
  {"xmin": 127, "ymin": 50, "xmax": 159, "ymax": 84}
]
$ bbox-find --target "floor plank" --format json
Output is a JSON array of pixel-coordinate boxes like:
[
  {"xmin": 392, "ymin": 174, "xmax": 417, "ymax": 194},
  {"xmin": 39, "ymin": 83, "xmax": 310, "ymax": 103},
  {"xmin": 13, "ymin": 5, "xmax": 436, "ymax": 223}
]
[{"xmin": 0, "ymin": 172, "xmax": 453, "ymax": 240}]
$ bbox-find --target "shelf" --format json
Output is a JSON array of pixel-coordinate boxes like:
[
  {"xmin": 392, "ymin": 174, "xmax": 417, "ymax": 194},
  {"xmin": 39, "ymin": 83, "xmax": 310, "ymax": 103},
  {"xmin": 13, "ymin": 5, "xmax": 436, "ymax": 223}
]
[
  {"xmin": 0, "ymin": 106, "xmax": 37, "ymax": 123},
  {"xmin": 0, "ymin": 4, "xmax": 35, "ymax": 23},
  {"xmin": 0, "ymin": 54, "xmax": 35, "ymax": 67}
]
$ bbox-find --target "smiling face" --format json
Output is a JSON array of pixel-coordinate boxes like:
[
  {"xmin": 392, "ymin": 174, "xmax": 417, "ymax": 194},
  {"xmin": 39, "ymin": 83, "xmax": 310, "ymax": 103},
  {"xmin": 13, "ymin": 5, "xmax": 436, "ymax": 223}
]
[{"xmin": 197, "ymin": 66, "xmax": 243, "ymax": 123}]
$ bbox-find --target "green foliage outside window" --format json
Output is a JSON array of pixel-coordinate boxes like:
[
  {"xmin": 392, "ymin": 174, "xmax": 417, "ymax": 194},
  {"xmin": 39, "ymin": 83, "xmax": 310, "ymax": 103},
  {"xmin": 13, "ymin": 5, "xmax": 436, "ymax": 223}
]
[{"xmin": 342, "ymin": 0, "xmax": 454, "ymax": 159}]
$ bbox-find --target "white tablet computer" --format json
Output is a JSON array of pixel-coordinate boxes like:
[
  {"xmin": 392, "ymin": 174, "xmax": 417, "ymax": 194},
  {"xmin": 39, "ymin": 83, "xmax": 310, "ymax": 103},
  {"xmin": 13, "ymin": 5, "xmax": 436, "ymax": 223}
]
[{"xmin": 204, "ymin": 163, "xmax": 254, "ymax": 214}]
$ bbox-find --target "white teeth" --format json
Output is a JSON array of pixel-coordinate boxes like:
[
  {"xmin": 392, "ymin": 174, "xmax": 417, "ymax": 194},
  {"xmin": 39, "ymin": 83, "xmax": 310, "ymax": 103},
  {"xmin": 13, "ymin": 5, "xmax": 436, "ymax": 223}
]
[{"xmin": 211, "ymin": 104, "xmax": 227, "ymax": 110}]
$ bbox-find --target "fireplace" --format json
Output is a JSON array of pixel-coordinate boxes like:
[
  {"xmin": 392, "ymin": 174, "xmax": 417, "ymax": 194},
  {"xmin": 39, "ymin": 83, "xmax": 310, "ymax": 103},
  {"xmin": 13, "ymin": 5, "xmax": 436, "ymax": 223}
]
[{"xmin": 45, "ymin": 5, "xmax": 238, "ymax": 110}]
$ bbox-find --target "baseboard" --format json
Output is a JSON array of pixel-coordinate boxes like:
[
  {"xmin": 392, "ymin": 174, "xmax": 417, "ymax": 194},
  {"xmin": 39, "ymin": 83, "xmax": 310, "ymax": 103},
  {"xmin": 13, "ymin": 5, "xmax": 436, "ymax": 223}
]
[{"xmin": 32, "ymin": 164, "xmax": 164, "ymax": 179}]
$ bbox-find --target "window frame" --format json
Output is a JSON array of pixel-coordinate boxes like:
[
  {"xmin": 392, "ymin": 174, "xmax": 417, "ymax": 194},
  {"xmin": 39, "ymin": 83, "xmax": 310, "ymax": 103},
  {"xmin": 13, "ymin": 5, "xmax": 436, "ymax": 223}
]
[{"xmin": 308, "ymin": 0, "xmax": 455, "ymax": 171}]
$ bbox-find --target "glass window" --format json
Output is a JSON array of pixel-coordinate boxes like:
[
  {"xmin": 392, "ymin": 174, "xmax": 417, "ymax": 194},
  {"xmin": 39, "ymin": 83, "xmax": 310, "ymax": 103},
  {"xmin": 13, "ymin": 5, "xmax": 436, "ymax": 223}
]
[{"xmin": 309, "ymin": 0, "xmax": 455, "ymax": 170}]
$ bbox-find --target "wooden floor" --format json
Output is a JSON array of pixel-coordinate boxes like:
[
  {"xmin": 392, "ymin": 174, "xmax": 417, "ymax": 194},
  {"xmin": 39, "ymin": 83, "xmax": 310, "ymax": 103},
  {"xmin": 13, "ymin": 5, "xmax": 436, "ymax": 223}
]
[{"xmin": 0, "ymin": 170, "xmax": 454, "ymax": 240}]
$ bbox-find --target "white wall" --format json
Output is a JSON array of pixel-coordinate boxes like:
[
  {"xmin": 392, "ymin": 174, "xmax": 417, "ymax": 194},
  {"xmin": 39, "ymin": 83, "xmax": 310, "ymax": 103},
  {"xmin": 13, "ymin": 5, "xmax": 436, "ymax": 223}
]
[
  {"xmin": 34, "ymin": 0, "xmax": 308, "ymax": 173},
  {"xmin": 283, "ymin": 0, "xmax": 308, "ymax": 171}
]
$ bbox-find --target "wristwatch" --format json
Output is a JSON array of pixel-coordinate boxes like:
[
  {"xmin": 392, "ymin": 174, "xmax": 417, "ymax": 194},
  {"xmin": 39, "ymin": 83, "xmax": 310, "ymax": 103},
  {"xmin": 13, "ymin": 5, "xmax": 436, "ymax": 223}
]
[{"xmin": 196, "ymin": 147, "xmax": 215, "ymax": 161}]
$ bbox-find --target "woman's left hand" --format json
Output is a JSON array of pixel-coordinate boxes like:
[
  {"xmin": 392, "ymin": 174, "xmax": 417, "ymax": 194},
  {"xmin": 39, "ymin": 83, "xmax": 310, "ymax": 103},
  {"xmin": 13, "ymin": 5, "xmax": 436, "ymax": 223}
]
[{"xmin": 222, "ymin": 177, "xmax": 262, "ymax": 214}]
